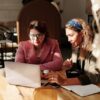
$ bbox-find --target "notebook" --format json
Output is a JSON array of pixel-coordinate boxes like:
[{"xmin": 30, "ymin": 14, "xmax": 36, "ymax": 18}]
[
  {"xmin": 4, "ymin": 61, "xmax": 41, "ymax": 88},
  {"xmin": 62, "ymin": 84, "xmax": 100, "ymax": 96}
]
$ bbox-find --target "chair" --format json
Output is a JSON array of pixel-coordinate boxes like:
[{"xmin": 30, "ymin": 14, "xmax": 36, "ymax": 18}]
[{"xmin": 16, "ymin": 0, "xmax": 61, "ymax": 44}]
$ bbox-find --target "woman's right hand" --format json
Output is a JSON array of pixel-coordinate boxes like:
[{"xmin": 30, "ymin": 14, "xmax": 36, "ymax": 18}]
[
  {"xmin": 63, "ymin": 59, "xmax": 73, "ymax": 70},
  {"xmin": 48, "ymin": 71, "xmax": 67, "ymax": 85}
]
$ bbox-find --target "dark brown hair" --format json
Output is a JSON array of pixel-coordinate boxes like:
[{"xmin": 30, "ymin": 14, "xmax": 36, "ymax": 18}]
[{"xmin": 28, "ymin": 20, "xmax": 48, "ymax": 41}]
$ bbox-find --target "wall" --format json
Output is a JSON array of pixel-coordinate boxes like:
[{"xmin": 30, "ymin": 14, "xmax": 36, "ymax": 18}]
[
  {"xmin": 0, "ymin": 0, "xmax": 22, "ymax": 22},
  {"xmin": 61, "ymin": 0, "xmax": 87, "ymax": 27},
  {"xmin": 0, "ymin": 0, "xmax": 87, "ymax": 27}
]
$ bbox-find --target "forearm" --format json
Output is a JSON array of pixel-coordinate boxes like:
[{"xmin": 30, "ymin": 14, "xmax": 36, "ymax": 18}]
[
  {"xmin": 15, "ymin": 57, "xmax": 25, "ymax": 62},
  {"xmin": 62, "ymin": 77, "xmax": 81, "ymax": 86},
  {"xmin": 40, "ymin": 60, "xmax": 63, "ymax": 71},
  {"xmin": 15, "ymin": 43, "xmax": 25, "ymax": 62},
  {"xmin": 15, "ymin": 53, "xmax": 25, "ymax": 63},
  {"xmin": 78, "ymin": 73, "xmax": 100, "ymax": 85}
]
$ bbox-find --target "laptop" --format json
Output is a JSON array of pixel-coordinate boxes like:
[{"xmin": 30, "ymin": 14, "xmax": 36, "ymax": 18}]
[{"xmin": 4, "ymin": 61, "xmax": 41, "ymax": 88}]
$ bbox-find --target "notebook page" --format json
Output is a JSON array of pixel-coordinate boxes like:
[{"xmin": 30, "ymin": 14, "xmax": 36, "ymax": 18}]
[{"xmin": 62, "ymin": 84, "xmax": 100, "ymax": 96}]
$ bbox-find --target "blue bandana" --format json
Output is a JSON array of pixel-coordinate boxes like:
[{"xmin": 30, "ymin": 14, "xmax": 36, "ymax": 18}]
[{"xmin": 66, "ymin": 20, "xmax": 83, "ymax": 31}]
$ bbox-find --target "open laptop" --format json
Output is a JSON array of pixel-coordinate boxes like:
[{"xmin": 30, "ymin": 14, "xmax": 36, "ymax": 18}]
[{"xmin": 4, "ymin": 61, "xmax": 41, "ymax": 88}]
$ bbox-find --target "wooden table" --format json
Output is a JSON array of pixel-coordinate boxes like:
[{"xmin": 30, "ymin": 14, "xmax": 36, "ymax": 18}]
[
  {"xmin": 19, "ymin": 84, "xmax": 100, "ymax": 100},
  {"xmin": 0, "ymin": 68, "xmax": 100, "ymax": 100}
]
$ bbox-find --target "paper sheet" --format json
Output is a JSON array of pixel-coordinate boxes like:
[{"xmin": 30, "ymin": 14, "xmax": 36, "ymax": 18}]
[{"xmin": 62, "ymin": 84, "xmax": 100, "ymax": 96}]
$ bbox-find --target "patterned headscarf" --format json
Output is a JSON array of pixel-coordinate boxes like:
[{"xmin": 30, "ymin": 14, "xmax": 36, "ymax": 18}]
[{"xmin": 66, "ymin": 19, "xmax": 83, "ymax": 32}]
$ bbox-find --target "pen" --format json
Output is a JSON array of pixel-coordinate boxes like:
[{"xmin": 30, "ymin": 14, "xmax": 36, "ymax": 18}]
[
  {"xmin": 42, "ymin": 82, "xmax": 50, "ymax": 86},
  {"xmin": 42, "ymin": 82, "xmax": 61, "ymax": 88}
]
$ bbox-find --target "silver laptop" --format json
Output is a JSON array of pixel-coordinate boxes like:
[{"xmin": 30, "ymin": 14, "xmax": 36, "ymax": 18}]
[{"xmin": 4, "ymin": 61, "xmax": 41, "ymax": 88}]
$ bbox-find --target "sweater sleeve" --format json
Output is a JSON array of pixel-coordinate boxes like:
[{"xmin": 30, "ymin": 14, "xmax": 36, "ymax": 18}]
[
  {"xmin": 15, "ymin": 42, "xmax": 26, "ymax": 62},
  {"xmin": 78, "ymin": 53, "xmax": 100, "ymax": 85},
  {"xmin": 40, "ymin": 40, "xmax": 63, "ymax": 71},
  {"xmin": 78, "ymin": 74, "xmax": 91, "ymax": 85}
]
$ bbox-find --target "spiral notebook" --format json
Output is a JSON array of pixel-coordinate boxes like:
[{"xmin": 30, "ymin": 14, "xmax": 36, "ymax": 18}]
[{"xmin": 4, "ymin": 61, "xmax": 41, "ymax": 88}]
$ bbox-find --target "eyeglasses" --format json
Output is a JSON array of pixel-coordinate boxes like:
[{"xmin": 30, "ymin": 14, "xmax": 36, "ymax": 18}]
[{"xmin": 30, "ymin": 34, "xmax": 43, "ymax": 38}]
